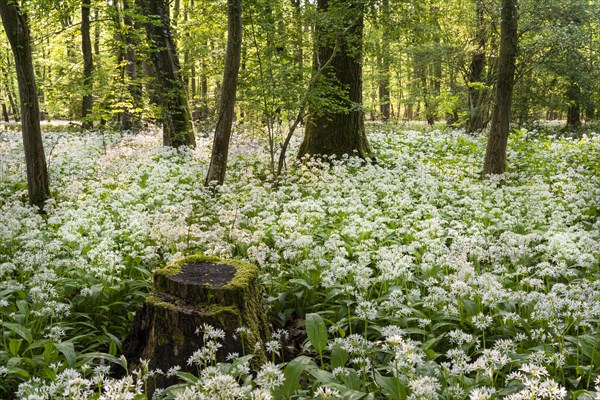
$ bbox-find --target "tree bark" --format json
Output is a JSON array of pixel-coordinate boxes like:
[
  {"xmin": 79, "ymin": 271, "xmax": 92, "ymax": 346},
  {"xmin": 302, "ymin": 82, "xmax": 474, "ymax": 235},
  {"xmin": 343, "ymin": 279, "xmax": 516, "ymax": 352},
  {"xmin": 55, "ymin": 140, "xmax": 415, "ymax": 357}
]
[
  {"xmin": 205, "ymin": 0, "xmax": 242, "ymax": 187},
  {"xmin": 137, "ymin": 0, "xmax": 195, "ymax": 147},
  {"xmin": 466, "ymin": 0, "xmax": 488, "ymax": 132},
  {"xmin": 2, "ymin": 103, "xmax": 8, "ymax": 122},
  {"xmin": 0, "ymin": 0, "xmax": 51, "ymax": 209},
  {"xmin": 565, "ymin": 81, "xmax": 582, "ymax": 130},
  {"xmin": 122, "ymin": 0, "xmax": 142, "ymax": 131},
  {"xmin": 124, "ymin": 255, "xmax": 270, "ymax": 397},
  {"xmin": 378, "ymin": 0, "xmax": 391, "ymax": 121},
  {"xmin": 81, "ymin": 0, "xmax": 94, "ymax": 128},
  {"xmin": 298, "ymin": 0, "xmax": 371, "ymax": 159},
  {"xmin": 483, "ymin": 0, "xmax": 518, "ymax": 176},
  {"xmin": 3, "ymin": 52, "xmax": 20, "ymax": 121}
]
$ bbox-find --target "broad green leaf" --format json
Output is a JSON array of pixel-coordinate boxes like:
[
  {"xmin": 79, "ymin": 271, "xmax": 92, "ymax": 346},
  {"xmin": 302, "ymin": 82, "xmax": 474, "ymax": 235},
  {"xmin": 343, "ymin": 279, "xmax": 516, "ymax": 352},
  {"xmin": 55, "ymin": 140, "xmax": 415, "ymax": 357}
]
[
  {"xmin": 173, "ymin": 371, "xmax": 199, "ymax": 384},
  {"xmin": 54, "ymin": 342, "xmax": 76, "ymax": 367},
  {"xmin": 275, "ymin": 356, "xmax": 316, "ymax": 399},
  {"xmin": 331, "ymin": 344, "xmax": 349, "ymax": 369},
  {"xmin": 305, "ymin": 313, "xmax": 328, "ymax": 353},
  {"xmin": 375, "ymin": 372, "xmax": 407, "ymax": 400},
  {"xmin": 9, "ymin": 339, "xmax": 22, "ymax": 356},
  {"xmin": 3, "ymin": 322, "xmax": 33, "ymax": 344}
]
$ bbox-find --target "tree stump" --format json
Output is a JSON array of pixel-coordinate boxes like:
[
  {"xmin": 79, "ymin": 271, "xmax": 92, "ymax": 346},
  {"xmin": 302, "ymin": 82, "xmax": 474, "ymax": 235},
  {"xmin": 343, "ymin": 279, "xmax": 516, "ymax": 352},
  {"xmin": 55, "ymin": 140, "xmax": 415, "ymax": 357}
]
[{"xmin": 124, "ymin": 254, "xmax": 270, "ymax": 389}]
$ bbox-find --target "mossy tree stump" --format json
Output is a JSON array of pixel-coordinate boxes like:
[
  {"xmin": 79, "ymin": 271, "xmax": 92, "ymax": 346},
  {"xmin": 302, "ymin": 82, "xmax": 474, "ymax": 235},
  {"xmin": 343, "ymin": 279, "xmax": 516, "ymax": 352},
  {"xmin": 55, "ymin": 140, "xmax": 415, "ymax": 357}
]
[{"xmin": 124, "ymin": 255, "xmax": 270, "ymax": 386}]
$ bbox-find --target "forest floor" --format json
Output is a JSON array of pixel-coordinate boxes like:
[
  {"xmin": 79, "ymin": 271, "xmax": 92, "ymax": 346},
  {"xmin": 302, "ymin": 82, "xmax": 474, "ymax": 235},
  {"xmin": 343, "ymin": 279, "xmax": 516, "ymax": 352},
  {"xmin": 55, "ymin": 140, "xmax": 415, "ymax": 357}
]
[{"xmin": 0, "ymin": 124, "xmax": 599, "ymax": 399}]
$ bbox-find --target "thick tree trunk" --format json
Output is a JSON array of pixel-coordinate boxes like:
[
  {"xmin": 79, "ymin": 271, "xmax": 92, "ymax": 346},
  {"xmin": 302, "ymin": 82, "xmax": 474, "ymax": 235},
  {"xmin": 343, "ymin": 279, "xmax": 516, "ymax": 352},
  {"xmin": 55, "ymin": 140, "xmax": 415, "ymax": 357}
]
[
  {"xmin": 205, "ymin": 0, "xmax": 242, "ymax": 186},
  {"xmin": 298, "ymin": 0, "xmax": 371, "ymax": 159},
  {"xmin": 138, "ymin": 0, "xmax": 195, "ymax": 147},
  {"xmin": 0, "ymin": 0, "xmax": 51, "ymax": 209},
  {"xmin": 466, "ymin": 0, "xmax": 488, "ymax": 133},
  {"xmin": 81, "ymin": 0, "xmax": 93, "ymax": 128},
  {"xmin": 122, "ymin": 0, "xmax": 142, "ymax": 131},
  {"xmin": 483, "ymin": 0, "xmax": 518, "ymax": 176}
]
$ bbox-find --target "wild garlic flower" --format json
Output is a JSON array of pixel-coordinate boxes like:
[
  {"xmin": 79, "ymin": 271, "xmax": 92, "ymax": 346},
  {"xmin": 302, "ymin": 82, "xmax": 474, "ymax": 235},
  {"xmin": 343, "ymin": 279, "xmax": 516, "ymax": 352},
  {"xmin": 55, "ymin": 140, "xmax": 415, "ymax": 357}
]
[
  {"xmin": 314, "ymin": 386, "xmax": 341, "ymax": 399},
  {"xmin": 255, "ymin": 362, "xmax": 284, "ymax": 390}
]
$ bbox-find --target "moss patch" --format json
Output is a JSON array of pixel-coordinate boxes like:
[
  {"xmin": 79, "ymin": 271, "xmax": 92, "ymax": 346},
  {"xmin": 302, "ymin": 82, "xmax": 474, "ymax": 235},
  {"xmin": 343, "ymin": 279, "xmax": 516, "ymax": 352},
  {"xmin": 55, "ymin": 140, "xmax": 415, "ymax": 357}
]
[{"xmin": 154, "ymin": 254, "xmax": 259, "ymax": 287}]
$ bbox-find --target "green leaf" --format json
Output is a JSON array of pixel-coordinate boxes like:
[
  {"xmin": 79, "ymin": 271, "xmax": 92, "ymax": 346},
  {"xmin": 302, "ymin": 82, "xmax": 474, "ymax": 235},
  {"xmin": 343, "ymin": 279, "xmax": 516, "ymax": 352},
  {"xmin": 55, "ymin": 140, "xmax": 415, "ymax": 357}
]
[
  {"xmin": 305, "ymin": 313, "xmax": 328, "ymax": 353},
  {"xmin": 331, "ymin": 344, "xmax": 349, "ymax": 369},
  {"xmin": 3, "ymin": 322, "xmax": 33, "ymax": 344},
  {"xmin": 54, "ymin": 342, "xmax": 76, "ymax": 367},
  {"xmin": 79, "ymin": 352, "xmax": 124, "ymax": 368},
  {"xmin": 9, "ymin": 339, "xmax": 23, "ymax": 356},
  {"xmin": 173, "ymin": 371, "xmax": 199, "ymax": 384},
  {"xmin": 275, "ymin": 356, "xmax": 316, "ymax": 399},
  {"xmin": 375, "ymin": 372, "xmax": 407, "ymax": 400},
  {"xmin": 572, "ymin": 390, "xmax": 595, "ymax": 400}
]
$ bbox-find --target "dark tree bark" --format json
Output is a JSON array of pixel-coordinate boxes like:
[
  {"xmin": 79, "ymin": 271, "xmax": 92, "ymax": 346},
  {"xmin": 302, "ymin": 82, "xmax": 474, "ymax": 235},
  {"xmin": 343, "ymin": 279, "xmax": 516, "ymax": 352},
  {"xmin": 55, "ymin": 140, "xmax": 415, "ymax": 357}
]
[
  {"xmin": 565, "ymin": 81, "xmax": 582, "ymax": 130},
  {"xmin": 298, "ymin": 0, "xmax": 371, "ymax": 159},
  {"xmin": 2, "ymin": 103, "xmax": 8, "ymax": 122},
  {"xmin": 122, "ymin": 0, "xmax": 142, "ymax": 131},
  {"xmin": 81, "ymin": 0, "xmax": 94, "ymax": 128},
  {"xmin": 483, "ymin": 0, "xmax": 518, "ymax": 176},
  {"xmin": 94, "ymin": 8, "xmax": 101, "ymax": 55},
  {"xmin": 291, "ymin": 0, "xmax": 304, "ymax": 80},
  {"xmin": 378, "ymin": 0, "xmax": 391, "ymax": 121},
  {"xmin": 466, "ymin": 0, "xmax": 488, "ymax": 132},
  {"xmin": 137, "ymin": 0, "xmax": 195, "ymax": 147},
  {"xmin": 2, "ymin": 52, "xmax": 19, "ymax": 121},
  {"xmin": 0, "ymin": 0, "xmax": 51, "ymax": 209},
  {"xmin": 204, "ymin": 0, "xmax": 242, "ymax": 186}
]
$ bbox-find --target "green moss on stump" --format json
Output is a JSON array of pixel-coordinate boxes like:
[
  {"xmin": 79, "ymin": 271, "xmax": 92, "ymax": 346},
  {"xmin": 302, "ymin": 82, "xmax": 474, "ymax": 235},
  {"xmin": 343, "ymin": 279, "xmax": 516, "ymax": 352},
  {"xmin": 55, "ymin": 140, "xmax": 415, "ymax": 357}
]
[
  {"xmin": 127, "ymin": 253, "xmax": 270, "ymax": 381},
  {"xmin": 154, "ymin": 254, "xmax": 261, "ymax": 307}
]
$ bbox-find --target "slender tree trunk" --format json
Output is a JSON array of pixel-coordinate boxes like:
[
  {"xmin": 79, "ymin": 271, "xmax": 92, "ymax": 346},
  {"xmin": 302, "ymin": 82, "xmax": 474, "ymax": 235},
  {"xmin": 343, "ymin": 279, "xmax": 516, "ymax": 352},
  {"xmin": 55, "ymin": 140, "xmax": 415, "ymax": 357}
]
[
  {"xmin": 483, "ymin": 0, "xmax": 518, "ymax": 176},
  {"xmin": 467, "ymin": 0, "xmax": 488, "ymax": 132},
  {"xmin": 378, "ymin": 0, "xmax": 391, "ymax": 121},
  {"xmin": 291, "ymin": 0, "xmax": 303, "ymax": 80},
  {"xmin": 81, "ymin": 0, "xmax": 94, "ymax": 128},
  {"xmin": 122, "ymin": 0, "xmax": 142, "ymax": 131},
  {"xmin": 2, "ymin": 103, "xmax": 8, "ymax": 122},
  {"xmin": 298, "ymin": 0, "xmax": 371, "ymax": 159},
  {"xmin": 94, "ymin": 8, "xmax": 100, "ymax": 55},
  {"xmin": 0, "ymin": 0, "xmax": 51, "ymax": 209},
  {"xmin": 565, "ymin": 81, "xmax": 582, "ymax": 130},
  {"xmin": 3, "ymin": 52, "xmax": 20, "ymax": 121},
  {"xmin": 205, "ymin": 0, "xmax": 242, "ymax": 186},
  {"xmin": 137, "ymin": 0, "xmax": 195, "ymax": 147}
]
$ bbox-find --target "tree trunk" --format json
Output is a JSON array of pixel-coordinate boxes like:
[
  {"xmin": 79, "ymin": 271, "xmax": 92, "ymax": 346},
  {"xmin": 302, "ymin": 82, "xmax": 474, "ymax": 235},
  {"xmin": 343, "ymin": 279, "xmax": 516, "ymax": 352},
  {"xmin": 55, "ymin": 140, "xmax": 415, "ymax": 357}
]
[
  {"xmin": 565, "ymin": 81, "xmax": 582, "ymax": 131},
  {"xmin": 81, "ymin": 0, "xmax": 93, "ymax": 128},
  {"xmin": 466, "ymin": 0, "xmax": 488, "ymax": 132},
  {"xmin": 204, "ymin": 0, "xmax": 242, "ymax": 186},
  {"xmin": 483, "ymin": 0, "xmax": 518, "ymax": 176},
  {"xmin": 298, "ymin": 0, "xmax": 371, "ymax": 159},
  {"xmin": 378, "ymin": 0, "xmax": 391, "ymax": 121},
  {"xmin": 94, "ymin": 8, "xmax": 100, "ymax": 56},
  {"xmin": 122, "ymin": 0, "xmax": 142, "ymax": 131},
  {"xmin": 291, "ymin": 0, "xmax": 304, "ymax": 81},
  {"xmin": 2, "ymin": 52, "xmax": 20, "ymax": 121},
  {"xmin": 137, "ymin": 0, "xmax": 195, "ymax": 147},
  {"xmin": 2, "ymin": 103, "xmax": 8, "ymax": 122},
  {"xmin": 0, "ymin": 0, "xmax": 51, "ymax": 209}
]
